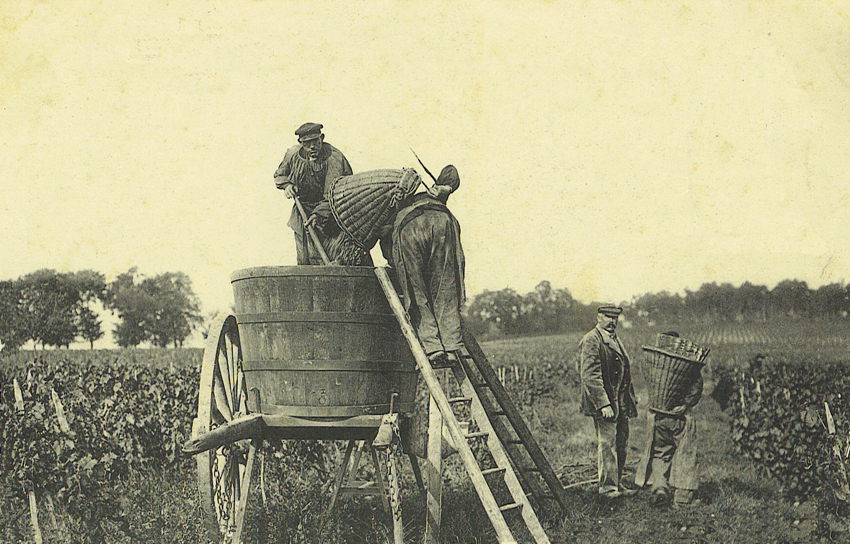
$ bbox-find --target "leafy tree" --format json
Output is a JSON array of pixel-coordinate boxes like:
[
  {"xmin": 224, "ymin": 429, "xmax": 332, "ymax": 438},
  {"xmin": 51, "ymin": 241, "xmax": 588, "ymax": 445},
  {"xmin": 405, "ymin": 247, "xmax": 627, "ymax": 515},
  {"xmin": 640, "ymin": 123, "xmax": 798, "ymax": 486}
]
[
  {"xmin": 769, "ymin": 279, "xmax": 811, "ymax": 319},
  {"xmin": 633, "ymin": 290, "xmax": 684, "ymax": 325},
  {"xmin": 77, "ymin": 307, "xmax": 104, "ymax": 349},
  {"xmin": 811, "ymin": 282, "xmax": 848, "ymax": 317},
  {"xmin": 0, "ymin": 280, "xmax": 28, "ymax": 352},
  {"xmin": 105, "ymin": 269, "xmax": 202, "ymax": 347},
  {"xmin": 18, "ymin": 270, "xmax": 81, "ymax": 349}
]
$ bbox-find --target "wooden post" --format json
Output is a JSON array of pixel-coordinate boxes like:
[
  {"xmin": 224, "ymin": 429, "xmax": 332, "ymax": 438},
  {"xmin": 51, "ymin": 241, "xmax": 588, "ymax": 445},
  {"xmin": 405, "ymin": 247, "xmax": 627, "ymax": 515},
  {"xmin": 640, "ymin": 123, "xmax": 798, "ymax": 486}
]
[
  {"xmin": 231, "ymin": 438, "xmax": 260, "ymax": 544},
  {"xmin": 825, "ymin": 402, "xmax": 850, "ymax": 500},
  {"xmin": 425, "ymin": 387, "xmax": 443, "ymax": 544},
  {"xmin": 51, "ymin": 389, "xmax": 74, "ymax": 435},
  {"xmin": 14, "ymin": 379, "xmax": 43, "ymax": 544},
  {"xmin": 387, "ymin": 448, "xmax": 404, "ymax": 544},
  {"xmin": 13, "ymin": 378, "xmax": 24, "ymax": 411}
]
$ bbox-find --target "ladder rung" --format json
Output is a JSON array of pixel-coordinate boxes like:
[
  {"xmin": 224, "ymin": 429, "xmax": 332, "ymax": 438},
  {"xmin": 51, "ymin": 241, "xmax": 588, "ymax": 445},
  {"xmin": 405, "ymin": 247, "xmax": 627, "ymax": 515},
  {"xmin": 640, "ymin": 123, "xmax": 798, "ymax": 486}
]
[
  {"xmin": 448, "ymin": 396, "xmax": 472, "ymax": 404},
  {"xmin": 489, "ymin": 410, "xmax": 506, "ymax": 416},
  {"xmin": 464, "ymin": 431, "xmax": 489, "ymax": 440},
  {"xmin": 526, "ymin": 467, "xmax": 542, "ymax": 473},
  {"xmin": 505, "ymin": 438, "xmax": 523, "ymax": 445},
  {"xmin": 481, "ymin": 467, "xmax": 507, "ymax": 477},
  {"xmin": 499, "ymin": 502, "xmax": 522, "ymax": 512}
]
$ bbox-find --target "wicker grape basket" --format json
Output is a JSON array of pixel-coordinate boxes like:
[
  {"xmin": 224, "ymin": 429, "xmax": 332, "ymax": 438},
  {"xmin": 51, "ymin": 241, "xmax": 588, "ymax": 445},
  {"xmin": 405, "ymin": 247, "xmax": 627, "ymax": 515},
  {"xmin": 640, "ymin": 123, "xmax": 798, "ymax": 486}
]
[
  {"xmin": 642, "ymin": 333, "xmax": 709, "ymax": 414},
  {"xmin": 328, "ymin": 168, "xmax": 422, "ymax": 250}
]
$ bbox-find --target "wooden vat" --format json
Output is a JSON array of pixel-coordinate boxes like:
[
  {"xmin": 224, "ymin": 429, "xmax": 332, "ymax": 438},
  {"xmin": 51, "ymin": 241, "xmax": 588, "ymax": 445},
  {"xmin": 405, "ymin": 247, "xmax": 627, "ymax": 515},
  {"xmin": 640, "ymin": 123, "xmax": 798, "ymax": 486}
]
[{"xmin": 231, "ymin": 266, "xmax": 416, "ymax": 425}]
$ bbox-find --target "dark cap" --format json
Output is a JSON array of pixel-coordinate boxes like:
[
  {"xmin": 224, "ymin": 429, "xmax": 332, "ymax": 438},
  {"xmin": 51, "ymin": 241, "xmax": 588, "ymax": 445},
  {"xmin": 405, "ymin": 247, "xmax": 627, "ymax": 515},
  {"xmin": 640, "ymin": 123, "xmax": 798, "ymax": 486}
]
[
  {"xmin": 295, "ymin": 122, "xmax": 323, "ymax": 142},
  {"xmin": 597, "ymin": 305, "xmax": 623, "ymax": 317},
  {"xmin": 436, "ymin": 164, "xmax": 460, "ymax": 192}
]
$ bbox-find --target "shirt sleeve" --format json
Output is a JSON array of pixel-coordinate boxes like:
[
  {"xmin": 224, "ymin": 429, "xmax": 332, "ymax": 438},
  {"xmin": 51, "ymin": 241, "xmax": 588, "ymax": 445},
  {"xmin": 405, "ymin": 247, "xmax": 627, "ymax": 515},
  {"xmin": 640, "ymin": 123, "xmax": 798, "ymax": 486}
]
[{"xmin": 274, "ymin": 146, "xmax": 298, "ymax": 188}]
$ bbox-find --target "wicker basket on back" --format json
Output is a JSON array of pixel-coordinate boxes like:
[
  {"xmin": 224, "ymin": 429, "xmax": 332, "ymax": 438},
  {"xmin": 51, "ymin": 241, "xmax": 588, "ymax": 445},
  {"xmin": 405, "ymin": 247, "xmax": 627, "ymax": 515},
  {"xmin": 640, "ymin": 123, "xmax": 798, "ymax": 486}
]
[
  {"xmin": 642, "ymin": 333, "xmax": 709, "ymax": 414},
  {"xmin": 328, "ymin": 168, "xmax": 422, "ymax": 251}
]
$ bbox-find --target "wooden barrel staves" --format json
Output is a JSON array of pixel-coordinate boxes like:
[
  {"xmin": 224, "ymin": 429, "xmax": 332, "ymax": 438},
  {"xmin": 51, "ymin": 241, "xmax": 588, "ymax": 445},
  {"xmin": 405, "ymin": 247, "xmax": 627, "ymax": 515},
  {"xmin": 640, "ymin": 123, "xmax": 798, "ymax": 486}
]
[{"xmin": 230, "ymin": 266, "xmax": 417, "ymax": 425}]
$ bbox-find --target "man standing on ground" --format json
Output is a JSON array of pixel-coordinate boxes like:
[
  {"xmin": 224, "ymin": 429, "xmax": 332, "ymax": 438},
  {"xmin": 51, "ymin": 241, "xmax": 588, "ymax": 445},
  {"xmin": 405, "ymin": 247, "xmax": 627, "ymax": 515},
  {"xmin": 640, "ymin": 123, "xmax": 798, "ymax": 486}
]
[
  {"xmin": 274, "ymin": 123, "xmax": 354, "ymax": 264},
  {"xmin": 578, "ymin": 305, "xmax": 638, "ymax": 498}
]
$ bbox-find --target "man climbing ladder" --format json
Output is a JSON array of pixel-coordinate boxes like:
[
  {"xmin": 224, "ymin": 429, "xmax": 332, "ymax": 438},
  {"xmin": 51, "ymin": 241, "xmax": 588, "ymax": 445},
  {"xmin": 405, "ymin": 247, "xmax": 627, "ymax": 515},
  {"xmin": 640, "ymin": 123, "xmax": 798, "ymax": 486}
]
[{"xmin": 375, "ymin": 266, "xmax": 563, "ymax": 544}]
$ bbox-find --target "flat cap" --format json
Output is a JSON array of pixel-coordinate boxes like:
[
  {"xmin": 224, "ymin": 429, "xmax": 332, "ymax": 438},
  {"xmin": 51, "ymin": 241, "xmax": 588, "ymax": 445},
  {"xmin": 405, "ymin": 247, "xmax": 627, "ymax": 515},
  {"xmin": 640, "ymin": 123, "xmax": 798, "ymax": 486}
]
[
  {"xmin": 295, "ymin": 122, "xmax": 323, "ymax": 141},
  {"xmin": 597, "ymin": 304, "xmax": 623, "ymax": 317},
  {"xmin": 436, "ymin": 164, "xmax": 460, "ymax": 192}
]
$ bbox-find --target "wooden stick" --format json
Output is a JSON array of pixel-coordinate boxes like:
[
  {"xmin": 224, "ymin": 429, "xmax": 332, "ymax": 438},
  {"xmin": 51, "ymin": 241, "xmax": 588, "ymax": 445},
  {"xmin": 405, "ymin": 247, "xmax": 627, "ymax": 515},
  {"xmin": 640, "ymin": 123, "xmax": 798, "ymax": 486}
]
[
  {"xmin": 563, "ymin": 478, "xmax": 598, "ymax": 490},
  {"xmin": 231, "ymin": 438, "xmax": 260, "ymax": 544},
  {"xmin": 182, "ymin": 414, "xmax": 265, "ymax": 455},
  {"xmin": 260, "ymin": 449, "xmax": 267, "ymax": 507},
  {"xmin": 29, "ymin": 491, "xmax": 43, "ymax": 544},
  {"xmin": 426, "ymin": 391, "xmax": 443, "ymax": 544},
  {"xmin": 51, "ymin": 389, "xmax": 74, "ymax": 436},
  {"xmin": 14, "ymin": 379, "xmax": 43, "ymax": 543},
  {"xmin": 46, "ymin": 495, "xmax": 69, "ymax": 544},
  {"xmin": 294, "ymin": 196, "xmax": 331, "ymax": 265},
  {"xmin": 13, "ymin": 378, "xmax": 24, "ymax": 411}
]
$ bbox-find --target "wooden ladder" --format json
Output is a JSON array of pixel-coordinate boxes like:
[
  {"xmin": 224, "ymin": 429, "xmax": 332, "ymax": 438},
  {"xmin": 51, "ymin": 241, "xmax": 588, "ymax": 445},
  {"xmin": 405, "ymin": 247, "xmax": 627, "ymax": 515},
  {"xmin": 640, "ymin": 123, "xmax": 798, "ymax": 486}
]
[
  {"xmin": 459, "ymin": 325, "xmax": 569, "ymax": 516},
  {"xmin": 375, "ymin": 267, "xmax": 552, "ymax": 544}
]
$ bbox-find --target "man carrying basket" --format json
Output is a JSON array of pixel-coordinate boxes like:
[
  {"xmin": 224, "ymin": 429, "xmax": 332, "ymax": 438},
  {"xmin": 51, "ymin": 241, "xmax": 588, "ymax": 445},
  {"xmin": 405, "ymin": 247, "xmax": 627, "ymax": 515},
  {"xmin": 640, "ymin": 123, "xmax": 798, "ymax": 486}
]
[{"xmin": 635, "ymin": 331, "xmax": 707, "ymax": 508}]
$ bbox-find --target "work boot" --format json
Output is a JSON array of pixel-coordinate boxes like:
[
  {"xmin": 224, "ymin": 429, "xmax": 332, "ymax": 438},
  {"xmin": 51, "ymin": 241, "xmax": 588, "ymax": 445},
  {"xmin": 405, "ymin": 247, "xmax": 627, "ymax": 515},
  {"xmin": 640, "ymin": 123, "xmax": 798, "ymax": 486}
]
[
  {"xmin": 428, "ymin": 351, "xmax": 453, "ymax": 369},
  {"xmin": 651, "ymin": 487, "xmax": 669, "ymax": 507}
]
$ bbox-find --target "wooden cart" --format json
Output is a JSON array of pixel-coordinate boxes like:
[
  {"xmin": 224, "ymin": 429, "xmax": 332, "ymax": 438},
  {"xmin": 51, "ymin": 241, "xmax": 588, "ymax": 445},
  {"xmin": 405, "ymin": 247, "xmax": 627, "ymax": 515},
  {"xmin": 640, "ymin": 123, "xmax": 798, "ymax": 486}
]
[{"xmin": 184, "ymin": 266, "xmax": 417, "ymax": 542}]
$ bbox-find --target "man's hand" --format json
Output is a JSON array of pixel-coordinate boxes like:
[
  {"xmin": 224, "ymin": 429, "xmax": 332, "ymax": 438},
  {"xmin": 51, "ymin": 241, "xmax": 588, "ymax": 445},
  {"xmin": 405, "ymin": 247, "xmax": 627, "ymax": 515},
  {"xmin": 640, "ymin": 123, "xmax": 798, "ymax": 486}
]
[
  {"xmin": 283, "ymin": 184, "xmax": 297, "ymax": 199},
  {"xmin": 668, "ymin": 405, "xmax": 688, "ymax": 417},
  {"xmin": 304, "ymin": 214, "xmax": 320, "ymax": 231},
  {"xmin": 600, "ymin": 405, "xmax": 614, "ymax": 419}
]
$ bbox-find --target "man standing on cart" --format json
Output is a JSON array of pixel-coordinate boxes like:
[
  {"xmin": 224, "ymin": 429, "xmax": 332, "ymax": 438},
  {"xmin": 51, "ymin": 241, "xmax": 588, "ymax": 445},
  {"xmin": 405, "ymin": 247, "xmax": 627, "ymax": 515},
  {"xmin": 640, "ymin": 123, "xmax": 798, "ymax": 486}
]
[{"xmin": 274, "ymin": 122, "xmax": 356, "ymax": 264}]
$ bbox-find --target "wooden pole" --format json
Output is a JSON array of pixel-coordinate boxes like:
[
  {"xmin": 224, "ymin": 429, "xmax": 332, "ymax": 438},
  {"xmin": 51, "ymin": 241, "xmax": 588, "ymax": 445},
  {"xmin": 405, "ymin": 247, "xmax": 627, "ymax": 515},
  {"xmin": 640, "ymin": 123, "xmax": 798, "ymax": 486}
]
[
  {"xmin": 294, "ymin": 196, "xmax": 331, "ymax": 265},
  {"xmin": 425, "ymin": 388, "xmax": 443, "ymax": 544},
  {"xmin": 231, "ymin": 438, "xmax": 260, "ymax": 544},
  {"xmin": 14, "ymin": 379, "xmax": 43, "ymax": 544},
  {"xmin": 13, "ymin": 378, "xmax": 24, "ymax": 411},
  {"xmin": 51, "ymin": 389, "xmax": 73, "ymax": 436}
]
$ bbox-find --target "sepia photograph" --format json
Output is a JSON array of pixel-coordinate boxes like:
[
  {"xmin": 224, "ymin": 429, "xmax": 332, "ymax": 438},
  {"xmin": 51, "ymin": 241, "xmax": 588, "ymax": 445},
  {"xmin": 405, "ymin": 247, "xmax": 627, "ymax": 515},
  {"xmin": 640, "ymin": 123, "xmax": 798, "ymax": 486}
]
[{"xmin": 2, "ymin": 1, "xmax": 849, "ymax": 542}]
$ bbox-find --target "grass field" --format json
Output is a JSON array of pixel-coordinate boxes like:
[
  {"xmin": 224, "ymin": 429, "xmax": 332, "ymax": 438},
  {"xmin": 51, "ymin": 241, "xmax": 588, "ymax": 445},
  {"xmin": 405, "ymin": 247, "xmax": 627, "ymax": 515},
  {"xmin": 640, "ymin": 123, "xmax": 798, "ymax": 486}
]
[{"xmin": 3, "ymin": 322, "xmax": 850, "ymax": 543}]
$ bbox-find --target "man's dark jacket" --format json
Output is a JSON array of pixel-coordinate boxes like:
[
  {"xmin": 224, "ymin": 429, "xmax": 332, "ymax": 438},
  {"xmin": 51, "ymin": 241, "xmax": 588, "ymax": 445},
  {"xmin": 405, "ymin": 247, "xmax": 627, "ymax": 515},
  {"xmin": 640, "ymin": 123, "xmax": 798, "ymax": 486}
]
[{"xmin": 578, "ymin": 327, "xmax": 638, "ymax": 419}]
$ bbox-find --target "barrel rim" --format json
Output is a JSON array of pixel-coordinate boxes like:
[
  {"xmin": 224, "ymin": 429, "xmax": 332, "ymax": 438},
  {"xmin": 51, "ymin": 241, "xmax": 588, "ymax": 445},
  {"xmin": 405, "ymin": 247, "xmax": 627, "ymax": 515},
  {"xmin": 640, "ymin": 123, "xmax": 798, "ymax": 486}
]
[{"xmin": 230, "ymin": 265, "xmax": 377, "ymax": 282}]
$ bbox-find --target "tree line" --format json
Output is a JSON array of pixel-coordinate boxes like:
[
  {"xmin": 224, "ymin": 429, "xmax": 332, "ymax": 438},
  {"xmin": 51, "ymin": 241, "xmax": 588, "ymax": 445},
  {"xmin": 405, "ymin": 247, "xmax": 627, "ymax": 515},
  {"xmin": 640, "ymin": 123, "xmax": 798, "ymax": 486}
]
[
  {"xmin": 464, "ymin": 279, "xmax": 850, "ymax": 338},
  {"xmin": 0, "ymin": 268, "xmax": 202, "ymax": 352}
]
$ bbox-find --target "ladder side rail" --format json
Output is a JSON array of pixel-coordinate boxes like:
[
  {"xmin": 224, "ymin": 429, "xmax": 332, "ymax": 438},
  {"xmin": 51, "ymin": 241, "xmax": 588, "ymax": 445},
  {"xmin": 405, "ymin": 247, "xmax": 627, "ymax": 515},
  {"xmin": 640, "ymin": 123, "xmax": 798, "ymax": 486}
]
[
  {"xmin": 456, "ymin": 357, "xmax": 549, "ymax": 508},
  {"xmin": 374, "ymin": 267, "xmax": 517, "ymax": 544},
  {"xmin": 461, "ymin": 322, "xmax": 569, "ymax": 514},
  {"xmin": 451, "ymin": 366, "xmax": 552, "ymax": 544}
]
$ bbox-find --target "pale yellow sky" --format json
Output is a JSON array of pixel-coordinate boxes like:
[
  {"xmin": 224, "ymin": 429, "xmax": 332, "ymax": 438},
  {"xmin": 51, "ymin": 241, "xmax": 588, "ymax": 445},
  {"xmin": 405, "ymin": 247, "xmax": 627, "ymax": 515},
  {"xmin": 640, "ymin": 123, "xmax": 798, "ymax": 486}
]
[{"xmin": 2, "ymin": 1, "xmax": 849, "ymax": 346}]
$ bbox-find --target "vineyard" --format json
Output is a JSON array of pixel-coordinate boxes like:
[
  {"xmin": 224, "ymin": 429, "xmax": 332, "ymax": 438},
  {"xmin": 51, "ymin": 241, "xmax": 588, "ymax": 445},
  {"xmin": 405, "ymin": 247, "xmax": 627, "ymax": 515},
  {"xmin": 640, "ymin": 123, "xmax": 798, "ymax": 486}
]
[{"xmin": 2, "ymin": 321, "xmax": 850, "ymax": 542}]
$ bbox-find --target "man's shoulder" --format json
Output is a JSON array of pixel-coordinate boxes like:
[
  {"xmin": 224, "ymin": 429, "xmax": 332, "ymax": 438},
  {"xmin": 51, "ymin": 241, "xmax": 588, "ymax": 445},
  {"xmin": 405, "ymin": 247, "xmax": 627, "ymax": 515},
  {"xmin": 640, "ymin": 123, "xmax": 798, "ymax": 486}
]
[
  {"xmin": 580, "ymin": 328, "xmax": 601, "ymax": 341},
  {"xmin": 323, "ymin": 142, "xmax": 348, "ymax": 160},
  {"xmin": 281, "ymin": 144, "xmax": 302, "ymax": 162}
]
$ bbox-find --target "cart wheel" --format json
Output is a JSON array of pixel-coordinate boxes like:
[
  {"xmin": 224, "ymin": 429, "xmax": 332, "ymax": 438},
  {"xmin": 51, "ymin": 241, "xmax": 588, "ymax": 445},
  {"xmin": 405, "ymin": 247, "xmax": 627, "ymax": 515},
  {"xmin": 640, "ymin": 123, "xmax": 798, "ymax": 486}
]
[{"xmin": 194, "ymin": 314, "xmax": 252, "ymax": 542}]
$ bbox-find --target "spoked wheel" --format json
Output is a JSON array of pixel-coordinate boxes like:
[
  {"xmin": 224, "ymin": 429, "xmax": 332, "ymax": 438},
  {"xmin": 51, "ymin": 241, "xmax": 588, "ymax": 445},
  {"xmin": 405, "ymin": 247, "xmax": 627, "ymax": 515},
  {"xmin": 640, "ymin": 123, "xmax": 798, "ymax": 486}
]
[{"xmin": 194, "ymin": 314, "xmax": 255, "ymax": 543}]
